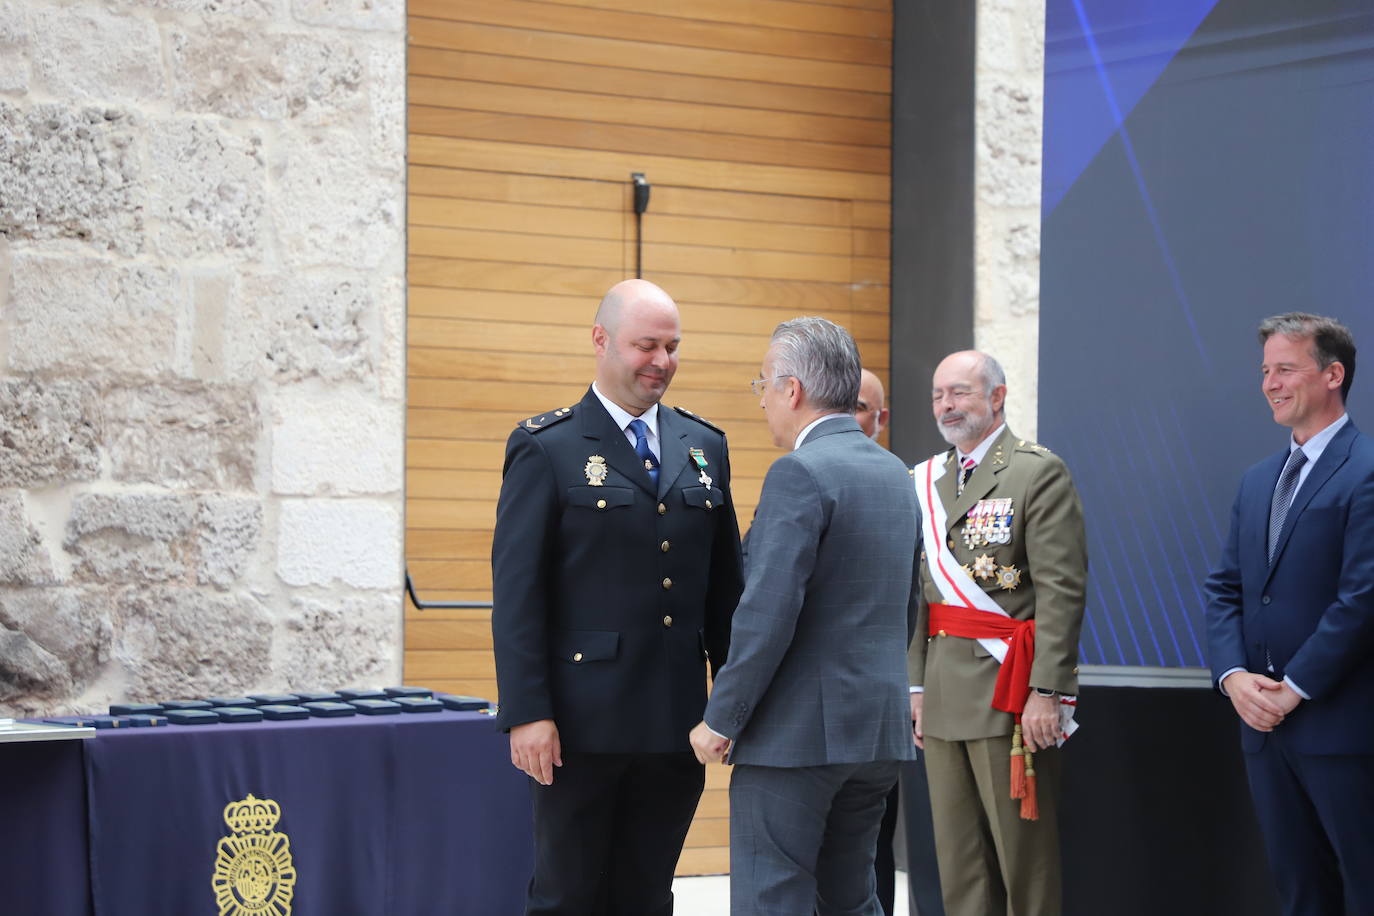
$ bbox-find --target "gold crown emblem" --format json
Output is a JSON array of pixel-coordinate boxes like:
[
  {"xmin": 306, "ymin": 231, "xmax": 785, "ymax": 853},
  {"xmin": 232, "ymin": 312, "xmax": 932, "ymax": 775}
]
[
  {"xmin": 223, "ymin": 794, "xmax": 282, "ymax": 834},
  {"xmin": 214, "ymin": 793, "xmax": 296, "ymax": 915}
]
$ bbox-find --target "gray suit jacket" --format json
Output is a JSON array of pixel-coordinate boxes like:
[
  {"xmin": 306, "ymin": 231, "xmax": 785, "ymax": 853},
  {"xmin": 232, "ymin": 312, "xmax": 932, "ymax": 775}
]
[{"xmin": 702, "ymin": 416, "xmax": 920, "ymax": 767}]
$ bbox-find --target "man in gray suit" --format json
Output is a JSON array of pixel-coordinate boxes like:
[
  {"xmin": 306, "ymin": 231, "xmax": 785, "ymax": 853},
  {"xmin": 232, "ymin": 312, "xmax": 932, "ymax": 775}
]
[{"xmin": 689, "ymin": 317, "xmax": 920, "ymax": 916}]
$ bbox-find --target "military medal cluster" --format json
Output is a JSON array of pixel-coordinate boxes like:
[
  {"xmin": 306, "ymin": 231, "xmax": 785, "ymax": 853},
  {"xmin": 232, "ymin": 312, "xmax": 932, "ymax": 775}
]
[{"xmin": 962, "ymin": 498, "xmax": 1022, "ymax": 590}]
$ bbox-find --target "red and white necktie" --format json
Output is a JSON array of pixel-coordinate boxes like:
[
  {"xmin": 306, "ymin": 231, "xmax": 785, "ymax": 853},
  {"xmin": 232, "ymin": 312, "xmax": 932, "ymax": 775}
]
[{"xmin": 957, "ymin": 457, "xmax": 976, "ymax": 495}]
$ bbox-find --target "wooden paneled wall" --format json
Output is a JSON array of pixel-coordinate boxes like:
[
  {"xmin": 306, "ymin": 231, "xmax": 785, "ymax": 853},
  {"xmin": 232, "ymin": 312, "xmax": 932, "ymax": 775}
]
[{"xmin": 405, "ymin": 0, "xmax": 892, "ymax": 876}]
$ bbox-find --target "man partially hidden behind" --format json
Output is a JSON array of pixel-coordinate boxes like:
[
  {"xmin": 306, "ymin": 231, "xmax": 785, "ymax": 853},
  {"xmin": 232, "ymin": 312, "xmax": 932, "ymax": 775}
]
[
  {"xmin": 491, "ymin": 279, "xmax": 745, "ymax": 915},
  {"xmin": 855, "ymin": 368, "xmax": 944, "ymax": 916},
  {"xmin": 909, "ymin": 350, "xmax": 1087, "ymax": 916},
  {"xmin": 1206, "ymin": 313, "xmax": 1374, "ymax": 916},
  {"xmin": 690, "ymin": 317, "xmax": 919, "ymax": 916}
]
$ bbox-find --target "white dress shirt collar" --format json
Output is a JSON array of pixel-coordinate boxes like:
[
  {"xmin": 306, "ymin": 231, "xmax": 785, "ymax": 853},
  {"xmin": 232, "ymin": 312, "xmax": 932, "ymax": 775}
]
[
  {"xmin": 591, "ymin": 382, "xmax": 660, "ymax": 451},
  {"xmin": 1290, "ymin": 412, "xmax": 1347, "ymax": 460},
  {"xmin": 1288, "ymin": 413, "xmax": 1347, "ymax": 493},
  {"xmin": 956, "ymin": 423, "xmax": 1007, "ymax": 468},
  {"xmin": 794, "ymin": 413, "xmax": 848, "ymax": 451}
]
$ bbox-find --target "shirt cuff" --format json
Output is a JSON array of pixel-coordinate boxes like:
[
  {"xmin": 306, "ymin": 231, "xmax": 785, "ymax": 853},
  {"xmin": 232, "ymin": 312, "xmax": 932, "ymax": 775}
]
[
  {"xmin": 706, "ymin": 724, "xmax": 731, "ymax": 740},
  {"xmin": 1217, "ymin": 667, "xmax": 1246, "ymax": 696},
  {"xmin": 1283, "ymin": 675, "xmax": 1310, "ymax": 700},
  {"xmin": 909, "ymin": 685, "xmax": 923, "ymax": 694}
]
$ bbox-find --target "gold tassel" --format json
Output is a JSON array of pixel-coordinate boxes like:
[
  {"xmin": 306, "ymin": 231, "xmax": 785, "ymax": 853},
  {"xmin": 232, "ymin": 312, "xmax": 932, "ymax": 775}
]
[
  {"xmin": 1020, "ymin": 750, "xmax": 1040, "ymax": 821},
  {"xmin": 1010, "ymin": 723, "xmax": 1026, "ymax": 799}
]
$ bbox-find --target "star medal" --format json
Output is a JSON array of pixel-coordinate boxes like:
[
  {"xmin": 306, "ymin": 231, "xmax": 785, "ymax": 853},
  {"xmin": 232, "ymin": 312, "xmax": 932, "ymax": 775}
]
[
  {"xmin": 584, "ymin": 455, "xmax": 608, "ymax": 486},
  {"xmin": 689, "ymin": 447, "xmax": 712, "ymax": 489},
  {"xmin": 971, "ymin": 554, "xmax": 997, "ymax": 581},
  {"xmin": 996, "ymin": 564, "xmax": 1022, "ymax": 591}
]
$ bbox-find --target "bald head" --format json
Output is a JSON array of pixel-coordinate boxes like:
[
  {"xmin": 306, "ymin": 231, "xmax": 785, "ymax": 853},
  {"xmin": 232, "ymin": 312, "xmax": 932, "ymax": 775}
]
[
  {"xmin": 594, "ymin": 279, "xmax": 676, "ymax": 337},
  {"xmin": 855, "ymin": 369, "xmax": 888, "ymax": 439},
  {"xmin": 592, "ymin": 279, "xmax": 682, "ymax": 415},
  {"xmin": 931, "ymin": 350, "xmax": 1007, "ymax": 452}
]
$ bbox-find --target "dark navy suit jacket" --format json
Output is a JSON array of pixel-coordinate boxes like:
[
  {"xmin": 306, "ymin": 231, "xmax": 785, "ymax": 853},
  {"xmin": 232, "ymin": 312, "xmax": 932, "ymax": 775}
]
[{"xmin": 1205, "ymin": 420, "xmax": 1374, "ymax": 754}]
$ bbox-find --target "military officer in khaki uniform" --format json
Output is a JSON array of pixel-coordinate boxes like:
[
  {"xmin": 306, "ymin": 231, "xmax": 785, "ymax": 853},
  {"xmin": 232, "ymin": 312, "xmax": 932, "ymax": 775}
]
[{"xmin": 908, "ymin": 350, "xmax": 1087, "ymax": 916}]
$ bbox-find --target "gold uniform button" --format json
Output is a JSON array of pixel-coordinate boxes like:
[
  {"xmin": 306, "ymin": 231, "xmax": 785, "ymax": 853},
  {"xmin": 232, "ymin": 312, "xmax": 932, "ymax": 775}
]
[
  {"xmin": 596, "ymin": 499, "xmax": 607, "ymax": 509},
  {"xmin": 663, "ymin": 615, "xmax": 673, "ymax": 627},
  {"xmin": 660, "ymin": 540, "xmax": 670, "ymax": 552},
  {"xmin": 705, "ymin": 499, "xmax": 713, "ymax": 509},
  {"xmin": 662, "ymin": 577, "xmax": 673, "ymax": 590},
  {"xmin": 573, "ymin": 652, "xmax": 584, "ymax": 662},
  {"xmin": 658, "ymin": 502, "xmax": 667, "ymax": 515},
  {"xmin": 947, "ymin": 538, "xmax": 956, "ymax": 549},
  {"xmin": 938, "ymin": 629, "xmax": 947, "ymax": 637}
]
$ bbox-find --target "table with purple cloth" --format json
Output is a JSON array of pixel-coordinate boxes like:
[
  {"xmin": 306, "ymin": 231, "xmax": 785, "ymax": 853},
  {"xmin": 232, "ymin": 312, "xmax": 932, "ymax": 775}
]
[{"xmin": 0, "ymin": 710, "xmax": 533, "ymax": 916}]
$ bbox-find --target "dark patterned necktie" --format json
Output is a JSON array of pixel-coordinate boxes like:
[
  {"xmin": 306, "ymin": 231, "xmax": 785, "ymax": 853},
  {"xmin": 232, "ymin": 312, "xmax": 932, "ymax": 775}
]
[
  {"xmin": 957, "ymin": 457, "xmax": 976, "ymax": 495},
  {"xmin": 1268, "ymin": 448, "xmax": 1308, "ymax": 565},
  {"xmin": 629, "ymin": 418, "xmax": 659, "ymax": 486}
]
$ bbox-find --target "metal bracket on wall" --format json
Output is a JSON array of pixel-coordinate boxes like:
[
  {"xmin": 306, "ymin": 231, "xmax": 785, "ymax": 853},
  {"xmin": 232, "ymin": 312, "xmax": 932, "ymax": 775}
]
[{"xmin": 405, "ymin": 570, "xmax": 492, "ymax": 611}]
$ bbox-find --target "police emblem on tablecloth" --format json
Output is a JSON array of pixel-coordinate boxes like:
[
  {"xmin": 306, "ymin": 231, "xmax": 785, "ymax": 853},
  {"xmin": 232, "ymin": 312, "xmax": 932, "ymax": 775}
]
[{"xmin": 212, "ymin": 793, "xmax": 296, "ymax": 915}]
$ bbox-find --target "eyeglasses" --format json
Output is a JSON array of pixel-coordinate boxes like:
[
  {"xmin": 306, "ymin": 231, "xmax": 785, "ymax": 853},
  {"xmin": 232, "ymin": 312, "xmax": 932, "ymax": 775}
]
[{"xmin": 750, "ymin": 375, "xmax": 790, "ymax": 396}]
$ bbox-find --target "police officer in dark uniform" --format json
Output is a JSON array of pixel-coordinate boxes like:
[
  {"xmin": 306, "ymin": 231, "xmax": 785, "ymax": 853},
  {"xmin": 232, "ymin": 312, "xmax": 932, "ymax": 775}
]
[{"xmin": 492, "ymin": 278, "xmax": 745, "ymax": 915}]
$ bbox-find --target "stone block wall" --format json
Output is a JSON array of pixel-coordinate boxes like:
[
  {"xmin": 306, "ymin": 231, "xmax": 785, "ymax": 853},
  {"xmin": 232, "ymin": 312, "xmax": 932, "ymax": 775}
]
[
  {"xmin": 0, "ymin": 0, "xmax": 405, "ymax": 715},
  {"xmin": 975, "ymin": 0, "xmax": 1046, "ymax": 439}
]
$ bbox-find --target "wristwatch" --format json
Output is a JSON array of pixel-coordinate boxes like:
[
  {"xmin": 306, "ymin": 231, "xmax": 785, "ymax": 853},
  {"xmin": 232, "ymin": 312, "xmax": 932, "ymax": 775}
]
[{"xmin": 1033, "ymin": 687, "xmax": 1059, "ymax": 698}]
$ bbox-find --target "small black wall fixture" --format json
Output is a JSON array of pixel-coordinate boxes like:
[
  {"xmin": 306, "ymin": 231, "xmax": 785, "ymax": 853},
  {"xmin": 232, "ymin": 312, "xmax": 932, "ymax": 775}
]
[
  {"xmin": 405, "ymin": 570, "xmax": 491, "ymax": 612},
  {"xmin": 631, "ymin": 172, "xmax": 650, "ymax": 278}
]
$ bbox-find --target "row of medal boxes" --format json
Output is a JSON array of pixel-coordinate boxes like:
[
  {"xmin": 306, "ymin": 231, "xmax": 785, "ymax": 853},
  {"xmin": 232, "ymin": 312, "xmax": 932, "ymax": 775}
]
[{"xmin": 40, "ymin": 687, "xmax": 494, "ymax": 728}]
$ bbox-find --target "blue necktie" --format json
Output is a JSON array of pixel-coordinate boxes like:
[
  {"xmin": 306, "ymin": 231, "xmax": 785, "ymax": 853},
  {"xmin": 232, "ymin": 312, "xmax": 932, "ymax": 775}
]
[
  {"xmin": 1267, "ymin": 448, "xmax": 1308, "ymax": 565},
  {"xmin": 629, "ymin": 418, "xmax": 659, "ymax": 486}
]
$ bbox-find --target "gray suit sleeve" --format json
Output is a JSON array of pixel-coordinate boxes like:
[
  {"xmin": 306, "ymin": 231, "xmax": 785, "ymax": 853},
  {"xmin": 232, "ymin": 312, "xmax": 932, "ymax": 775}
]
[{"xmin": 702, "ymin": 454, "xmax": 822, "ymax": 739}]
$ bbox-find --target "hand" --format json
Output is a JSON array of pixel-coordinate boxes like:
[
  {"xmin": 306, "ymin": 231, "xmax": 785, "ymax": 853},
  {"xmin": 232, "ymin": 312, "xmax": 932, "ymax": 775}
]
[
  {"xmin": 909, "ymin": 692, "xmax": 924, "ymax": 750},
  {"xmin": 1221, "ymin": 672, "xmax": 1287, "ymax": 732},
  {"xmin": 689, "ymin": 721, "xmax": 731, "ymax": 764},
  {"xmin": 509, "ymin": 719, "xmax": 562, "ymax": 785},
  {"xmin": 1021, "ymin": 692, "xmax": 1061, "ymax": 752},
  {"xmin": 1273, "ymin": 681, "xmax": 1304, "ymax": 717}
]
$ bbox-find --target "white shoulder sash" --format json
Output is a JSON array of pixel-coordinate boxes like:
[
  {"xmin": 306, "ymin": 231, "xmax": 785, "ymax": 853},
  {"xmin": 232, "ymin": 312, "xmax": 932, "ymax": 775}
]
[{"xmin": 913, "ymin": 455, "xmax": 1009, "ymax": 663}]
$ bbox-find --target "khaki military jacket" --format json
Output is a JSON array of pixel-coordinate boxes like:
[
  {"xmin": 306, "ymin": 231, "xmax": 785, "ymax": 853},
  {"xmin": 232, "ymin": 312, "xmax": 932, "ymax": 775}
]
[{"xmin": 907, "ymin": 427, "xmax": 1088, "ymax": 741}]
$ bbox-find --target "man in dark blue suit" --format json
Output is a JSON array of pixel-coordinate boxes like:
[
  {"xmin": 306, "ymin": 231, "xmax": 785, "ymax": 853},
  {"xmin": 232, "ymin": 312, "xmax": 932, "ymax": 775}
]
[{"xmin": 1206, "ymin": 312, "xmax": 1374, "ymax": 916}]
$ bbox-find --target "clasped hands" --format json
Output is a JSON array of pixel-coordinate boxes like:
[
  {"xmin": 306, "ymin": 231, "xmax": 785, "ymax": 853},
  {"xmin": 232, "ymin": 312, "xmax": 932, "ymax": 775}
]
[{"xmin": 1223, "ymin": 671, "xmax": 1303, "ymax": 732}]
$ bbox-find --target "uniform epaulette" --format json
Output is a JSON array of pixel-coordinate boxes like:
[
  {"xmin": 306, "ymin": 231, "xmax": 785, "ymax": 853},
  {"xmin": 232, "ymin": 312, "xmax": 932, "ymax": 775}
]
[
  {"xmin": 672, "ymin": 405, "xmax": 723, "ymax": 435},
  {"xmin": 1014, "ymin": 438, "xmax": 1055, "ymax": 457},
  {"xmin": 516, "ymin": 405, "xmax": 575, "ymax": 433}
]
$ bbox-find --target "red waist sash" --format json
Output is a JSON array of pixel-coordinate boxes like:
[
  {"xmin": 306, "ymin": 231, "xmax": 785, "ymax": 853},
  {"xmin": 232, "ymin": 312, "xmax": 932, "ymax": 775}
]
[{"xmin": 928, "ymin": 603, "xmax": 1036, "ymax": 716}]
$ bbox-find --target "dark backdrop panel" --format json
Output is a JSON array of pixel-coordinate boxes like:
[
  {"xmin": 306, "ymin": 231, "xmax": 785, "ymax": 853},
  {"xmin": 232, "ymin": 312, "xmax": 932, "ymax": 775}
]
[{"xmin": 1040, "ymin": 0, "xmax": 1374, "ymax": 668}]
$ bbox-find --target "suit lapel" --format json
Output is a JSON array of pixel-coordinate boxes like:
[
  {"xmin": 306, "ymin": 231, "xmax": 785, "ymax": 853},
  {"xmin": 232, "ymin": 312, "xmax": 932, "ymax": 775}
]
[
  {"xmin": 1265, "ymin": 425, "xmax": 1354, "ymax": 579},
  {"xmin": 656, "ymin": 408, "xmax": 692, "ymax": 499},
  {"xmin": 578, "ymin": 390, "xmax": 657, "ymax": 496}
]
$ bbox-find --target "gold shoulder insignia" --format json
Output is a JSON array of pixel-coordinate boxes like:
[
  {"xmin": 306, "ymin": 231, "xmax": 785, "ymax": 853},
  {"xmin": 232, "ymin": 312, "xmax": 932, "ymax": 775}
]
[
  {"xmin": 518, "ymin": 406, "xmax": 575, "ymax": 433},
  {"xmin": 213, "ymin": 793, "xmax": 296, "ymax": 915},
  {"xmin": 672, "ymin": 405, "xmax": 724, "ymax": 435},
  {"xmin": 1015, "ymin": 439, "xmax": 1054, "ymax": 456}
]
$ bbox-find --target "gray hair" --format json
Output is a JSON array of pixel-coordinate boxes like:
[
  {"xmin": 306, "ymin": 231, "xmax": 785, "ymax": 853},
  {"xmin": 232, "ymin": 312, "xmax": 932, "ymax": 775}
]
[
  {"xmin": 1259, "ymin": 312, "xmax": 1357, "ymax": 402},
  {"xmin": 769, "ymin": 317, "xmax": 861, "ymax": 412},
  {"xmin": 975, "ymin": 352, "xmax": 1007, "ymax": 395}
]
